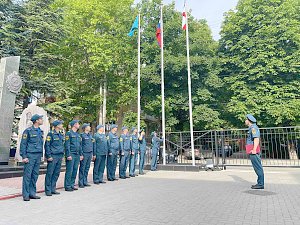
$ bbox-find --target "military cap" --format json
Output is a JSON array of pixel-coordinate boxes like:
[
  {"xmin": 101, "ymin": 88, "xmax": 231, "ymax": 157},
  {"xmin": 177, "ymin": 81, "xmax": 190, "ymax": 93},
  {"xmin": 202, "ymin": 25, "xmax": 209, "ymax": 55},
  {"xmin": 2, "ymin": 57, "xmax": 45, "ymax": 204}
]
[
  {"xmin": 111, "ymin": 124, "xmax": 118, "ymax": 129},
  {"xmin": 69, "ymin": 120, "xmax": 80, "ymax": 127},
  {"xmin": 246, "ymin": 114, "xmax": 257, "ymax": 123},
  {"xmin": 82, "ymin": 123, "xmax": 90, "ymax": 130},
  {"xmin": 122, "ymin": 126, "xmax": 128, "ymax": 131},
  {"xmin": 31, "ymin": 114, "xmax": 43, "ymax": 122},
  {"xmin": 96, "ymin": 124, "xmax": 104, "ymax": 130},
  {"xmin": 131, "ymin": 127, "xmax": 137, "ymax": 132},
  {"xmin": 52, "ymin": 120, "xmax": 63, "ymax": 127}
]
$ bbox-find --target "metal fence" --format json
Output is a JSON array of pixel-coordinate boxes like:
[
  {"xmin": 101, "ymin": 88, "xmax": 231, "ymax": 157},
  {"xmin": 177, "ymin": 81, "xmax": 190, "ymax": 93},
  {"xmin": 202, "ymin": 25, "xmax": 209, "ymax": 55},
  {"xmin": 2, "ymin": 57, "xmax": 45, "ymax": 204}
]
[{"xmin": 148, "ymin": 127, "xmax": 300, "ymax": 167}]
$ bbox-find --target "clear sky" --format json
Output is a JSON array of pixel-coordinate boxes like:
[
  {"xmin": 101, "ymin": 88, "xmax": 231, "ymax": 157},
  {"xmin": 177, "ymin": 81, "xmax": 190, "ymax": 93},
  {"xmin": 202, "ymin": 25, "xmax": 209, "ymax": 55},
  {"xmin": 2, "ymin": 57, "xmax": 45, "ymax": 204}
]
[{"xmin": 134, "ymin": 0, "xmax": 239, "ymax": 40}]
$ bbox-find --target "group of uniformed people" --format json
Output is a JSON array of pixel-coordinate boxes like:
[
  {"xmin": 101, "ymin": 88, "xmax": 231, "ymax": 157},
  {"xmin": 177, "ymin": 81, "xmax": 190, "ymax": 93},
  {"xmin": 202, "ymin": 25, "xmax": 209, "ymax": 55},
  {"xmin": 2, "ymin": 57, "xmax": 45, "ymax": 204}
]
[{"xmin": 20, "ymin": 114, "xmax": 162, "ymax": 201}]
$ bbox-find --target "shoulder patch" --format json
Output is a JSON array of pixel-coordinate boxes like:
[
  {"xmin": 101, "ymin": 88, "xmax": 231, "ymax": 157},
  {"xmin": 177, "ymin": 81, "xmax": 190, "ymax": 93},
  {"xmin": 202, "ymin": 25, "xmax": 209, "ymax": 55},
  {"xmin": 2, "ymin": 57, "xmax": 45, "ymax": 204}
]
[
  {"xmin": 22, "ymin": 134, "xmax": 27, "ymax": 139},
  {"xmin": 92, "ymin": 138, "xmax": 95, "ymax": 142},
  {"xmin": 252, "ymin": 128, "xmax": 256, "ymax": 135},
  {"xmin": 106, "ymin": 136, "xmax": 109, "ymax": 140},
  {"xmin": 46, "ymin": 136, "xmax": 51, "ymax": 141},
  {"xmin": 130, "ymin": 137, "xmax": 132, "ymax": 141},
  {"xmin": 120, "ymin": 138, "xmax": 123, "ymax": 142},
  {"xmin": 65, "ymin": 136, "xmax": 70, "ymax": 140}
]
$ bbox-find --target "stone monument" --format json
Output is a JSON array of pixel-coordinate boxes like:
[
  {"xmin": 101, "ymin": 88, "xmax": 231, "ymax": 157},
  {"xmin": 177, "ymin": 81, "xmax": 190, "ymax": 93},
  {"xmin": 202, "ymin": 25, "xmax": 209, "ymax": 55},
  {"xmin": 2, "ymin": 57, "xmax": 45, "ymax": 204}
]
[
  {"xmin": 0, "ymin": 56, "xmax": 22, "ymax": 164},
  {"xmin": 15, "ymin": 104, "xmax": 50, "ymax": 162}
]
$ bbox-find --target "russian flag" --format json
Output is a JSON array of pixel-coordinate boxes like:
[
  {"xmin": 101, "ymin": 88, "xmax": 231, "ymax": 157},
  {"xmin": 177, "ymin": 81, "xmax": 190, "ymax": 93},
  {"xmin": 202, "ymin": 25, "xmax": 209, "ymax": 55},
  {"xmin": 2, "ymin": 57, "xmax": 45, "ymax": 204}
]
[{"xmin": 156, "ymin": 22, "xmax": 162, "ymax": 48}]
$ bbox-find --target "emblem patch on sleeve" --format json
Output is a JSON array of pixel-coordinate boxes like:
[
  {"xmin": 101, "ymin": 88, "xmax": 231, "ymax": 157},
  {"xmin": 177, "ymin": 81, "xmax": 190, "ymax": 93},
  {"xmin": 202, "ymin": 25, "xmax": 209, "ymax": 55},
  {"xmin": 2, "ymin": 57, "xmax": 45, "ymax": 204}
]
[
  {"xmin": 252, "ymin": 128, "xmax": 256, "ymax": 135},
  {"xmin": 107, "ymin": 136, "xmax": 109, "ymax": 140},
  {"xmin": 46, "ymin": 136, "xmax": 51, "ymax": 141},
  {"xmin": 22, "ymin": 134, "xmax": 27, "ymax": 139},
  {"xmin": 65, "ymin": 136, "xmax": 70, "ymax": 140},
  {"xmin": 120, "ymin": 138, "xmax": 123, "ymax": 142}
]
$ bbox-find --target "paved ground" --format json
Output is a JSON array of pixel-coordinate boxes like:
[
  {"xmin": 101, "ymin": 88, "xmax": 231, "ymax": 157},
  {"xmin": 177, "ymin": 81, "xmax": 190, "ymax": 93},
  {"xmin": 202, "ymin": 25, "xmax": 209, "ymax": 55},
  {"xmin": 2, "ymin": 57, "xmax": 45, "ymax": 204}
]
[{"xmin": 0, "ymin": 167, "xmax": 300, "ymax": 225}]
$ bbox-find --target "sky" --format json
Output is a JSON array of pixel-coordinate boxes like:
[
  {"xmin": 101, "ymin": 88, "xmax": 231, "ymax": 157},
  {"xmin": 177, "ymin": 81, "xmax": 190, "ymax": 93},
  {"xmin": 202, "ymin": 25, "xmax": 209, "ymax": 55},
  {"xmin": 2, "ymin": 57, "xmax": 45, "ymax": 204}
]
[{"xmin": 134, "ymin": 0, "xmax": 239, "ymax": 40}]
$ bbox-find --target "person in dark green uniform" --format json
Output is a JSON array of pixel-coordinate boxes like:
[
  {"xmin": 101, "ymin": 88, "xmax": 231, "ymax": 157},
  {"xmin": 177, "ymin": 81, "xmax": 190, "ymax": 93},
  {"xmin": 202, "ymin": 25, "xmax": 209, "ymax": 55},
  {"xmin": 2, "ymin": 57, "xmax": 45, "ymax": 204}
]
[
  {"xmin": 119, "ymin": 126, "xmax": 131, "ymax": 179},
  {"xmin": 78, "ymin": 123, "xmax": 94, "ymax": 188},
  {"xmin": 44, "ymin": 120, "xmax": 64, "ymax": 196},
  {"xmin": 245, "ymin": 114, "xmax": 264, "ymax": 189},
  {"xmin": 64, "ymin": 120, "xmax": 83, "ymax": 191},
  {"xmin": 93, "ymin": 125, "xmax": 108, "ymax": 184},
  {"xmin": 107, "ymin": 124, "xmax": 119, "ymax": 181},
  {"xmin": 129, "ymin": 127, "xmax": 139, "ymax": 177},
  {"xmin": 20, "ymin": 114, "xmax": 44, "ymax": 201},
  {"xmin": 138, "ymin": 129, "xmax": 147, "ymax": 175}
]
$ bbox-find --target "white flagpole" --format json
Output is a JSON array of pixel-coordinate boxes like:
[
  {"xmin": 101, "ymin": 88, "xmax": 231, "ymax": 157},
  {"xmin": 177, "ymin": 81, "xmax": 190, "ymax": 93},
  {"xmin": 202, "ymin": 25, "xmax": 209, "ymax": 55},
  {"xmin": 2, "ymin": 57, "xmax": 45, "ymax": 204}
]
[
  {"xmin": 184, "ymin": 1, "xmax": 195, "ymax": 166},
  {"xmin": 137, "ymin": 13, "xmax": 141, "ymax": 132},
  {"xmin": 160, "ymin": 3, "xmax": 166, "ymax": 165}
]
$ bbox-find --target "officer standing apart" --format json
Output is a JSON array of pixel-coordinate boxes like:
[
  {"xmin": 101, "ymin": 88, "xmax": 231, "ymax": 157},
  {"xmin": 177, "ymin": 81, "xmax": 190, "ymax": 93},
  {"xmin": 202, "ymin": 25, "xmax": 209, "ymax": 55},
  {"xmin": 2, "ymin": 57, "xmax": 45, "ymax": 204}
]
[
  {"xmin": 93, "ymin": 125, "xmax": 108, "ymax": 184},
  {"xmin": 107, "ymin": 124, "xmax": 119, "ymax": 181},
  {"xmin": 119, "ymin": 127, "xmax": 131, "ymax": 179},
  {"xmin": 44, "ymin": 120, "xmax": 64, "ymax": 196},
  {"xmin": 138, "ymin": 129, "xmax": 147, "ymax": 175},
  {"xmin": 129, "ymin": 127, "xmax": 139, "ymax": 177},
  {"xmin": 20, "ymin": 114, "xmax": 44, "ymax": 201},
  {"xmin": 245, "ymin": 114, "xmax": 264, "ymax": 189},
  {"xmin": 151, "ymin": 131, "xmax": 163, "ymax": 171},
  {"xmin": 64, "ymin": 120, "xmax": 83, "ymax": 191},
  {"xmin": 79, "ymin": 123, "xmax": 94, "ymax": 188}
]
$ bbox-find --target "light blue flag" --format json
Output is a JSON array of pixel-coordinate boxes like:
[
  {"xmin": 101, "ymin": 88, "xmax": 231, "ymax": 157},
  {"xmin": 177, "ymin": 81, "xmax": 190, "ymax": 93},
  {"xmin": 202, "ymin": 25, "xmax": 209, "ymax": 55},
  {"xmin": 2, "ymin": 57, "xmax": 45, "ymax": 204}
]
[{"xmin": 128, "ymin": 16, "xmax": 139, "ymax": 37}]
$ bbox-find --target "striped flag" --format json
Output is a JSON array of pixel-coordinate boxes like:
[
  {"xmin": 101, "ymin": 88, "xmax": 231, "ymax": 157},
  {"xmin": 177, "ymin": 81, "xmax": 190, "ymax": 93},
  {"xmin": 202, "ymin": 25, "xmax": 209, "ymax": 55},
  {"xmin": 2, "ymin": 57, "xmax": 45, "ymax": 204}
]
[
  {"xmin": 156, "ymin": 22, "xmax": 162, "ymax": 47},
  {"xmin": 182, "ymin": 7, "xmax": 187, "ymax": 30}
]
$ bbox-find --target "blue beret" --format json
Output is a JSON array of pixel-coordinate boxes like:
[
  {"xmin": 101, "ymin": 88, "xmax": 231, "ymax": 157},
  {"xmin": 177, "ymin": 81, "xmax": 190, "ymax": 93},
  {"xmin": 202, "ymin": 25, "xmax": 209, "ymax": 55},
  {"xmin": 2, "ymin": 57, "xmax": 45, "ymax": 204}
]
[
  {"xmin": 69, "ymin": 120, "xmax": 80, "ymax": 127},
  {"xmin": 82, "ymin": 123, "xmax": 90, "ymax": 130},
  {"xmin": 111, "ymin": 124, "xmax": 118, "ymax": 129},
  {"xmin": 52, "ymin": 120, "xmax": 63, "ymax": 127},
  {"xmin": 246, "ymin": 114, "xmax": 257, "ymax": 123},
  {"xmin": 131, "ymin": 127, "xmax": 137, "ymax": 132},
  {"xmin": 122, "ymin": 126, "xmax": 128, "ymax": 131},
  {"xmin": 31, "ymin": 114, "xmax": 43, "ymax": 122},
  {"xmin": 96, "ymin": 124, "xmax": 104, "ymax": 130}
]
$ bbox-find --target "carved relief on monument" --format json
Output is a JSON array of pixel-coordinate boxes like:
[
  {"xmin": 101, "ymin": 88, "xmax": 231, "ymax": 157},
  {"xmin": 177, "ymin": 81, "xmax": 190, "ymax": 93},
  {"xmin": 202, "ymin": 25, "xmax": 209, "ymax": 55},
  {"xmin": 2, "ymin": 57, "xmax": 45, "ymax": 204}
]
[{"xmin": 6, "ymin": 71, "xmax": 22, "ymax": 94}]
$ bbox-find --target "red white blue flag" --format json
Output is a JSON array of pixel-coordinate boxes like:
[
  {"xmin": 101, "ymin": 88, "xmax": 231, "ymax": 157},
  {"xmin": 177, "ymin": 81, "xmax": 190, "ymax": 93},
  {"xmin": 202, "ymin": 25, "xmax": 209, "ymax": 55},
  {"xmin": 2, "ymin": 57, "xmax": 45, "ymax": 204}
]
[{"xmin": 156, "ymin": 22, "xmax": 162, "ymax": 47}]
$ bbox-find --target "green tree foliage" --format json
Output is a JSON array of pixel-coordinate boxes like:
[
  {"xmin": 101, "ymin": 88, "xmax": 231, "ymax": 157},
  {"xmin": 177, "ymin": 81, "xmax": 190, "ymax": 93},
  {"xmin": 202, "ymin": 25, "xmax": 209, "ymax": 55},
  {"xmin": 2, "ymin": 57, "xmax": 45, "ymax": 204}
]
[{"xmin": 219, "ymin": 0, "xmax": 300, "ymax": 126}]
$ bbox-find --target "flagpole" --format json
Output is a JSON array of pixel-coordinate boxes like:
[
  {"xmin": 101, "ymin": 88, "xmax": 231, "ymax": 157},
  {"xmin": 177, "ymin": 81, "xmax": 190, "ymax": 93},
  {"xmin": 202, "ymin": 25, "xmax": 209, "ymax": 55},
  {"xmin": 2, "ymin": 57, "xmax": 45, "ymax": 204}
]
[
  {"xmin": 137, "ymin": 13, "xmax": 141, "ymax": 132},
  {"xmin": 185, "ymin": 1, "xmax": 195, "ymax": 166},
  {"xmin": 160, "ymin": 3, "xmax": 166, "ymax": 165}
]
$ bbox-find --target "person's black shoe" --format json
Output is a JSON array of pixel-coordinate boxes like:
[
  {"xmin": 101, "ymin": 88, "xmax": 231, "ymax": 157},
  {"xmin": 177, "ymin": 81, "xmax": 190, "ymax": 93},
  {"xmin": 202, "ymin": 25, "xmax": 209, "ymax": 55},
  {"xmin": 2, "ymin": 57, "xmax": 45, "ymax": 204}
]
[
  {"xmin": 120, "ymin": 177, "xmax": 126, "ymax": 179},
  {"xmin": 65, "ymin": 188, "xmax": 74, "ymax": 192},
  {"xmin": 84, "ymin": 184, "xmax": 91, "ymax": 187},
  {"xmin": 99, "ymin": 181, "xmax": 106, "ymax": 184},
  {"xmin": 52, "ymin": 191, "xmax": 60, "ymax": 195},
  {"xmin": 29, "ymin": 195, "xmax": 41, "ymax": 199},
  {"xmin": 73, "ymin": 187, "xmax": 78, "ymax": 191},
  {"xmin": 23, "ymin": 197, "xmax": 30, "ymax": 201},
  {"xmin": 94, "ymin": 182, "xmax": 100, "ymax": 185},
  {"xmin": 251, "ymin": 184, "xmax": 258, "ymax": 188},
  {"xmin": 107, "ymin": 179, "xmax": 114, "ymax": 181},
  {"xmin": 79, "ymin": 185, "xmax": 85, "ymax": 188},
  {"xmin": 129, "ymin": 175, "xmax": 135, "ymax": 177},
  {"xmin": 125, "ymin": 176, "xmax": 130, "ymax": 178},
  {"xmin": 45, "ymin": 193, "xmax": 52, "ymax": 196},
  {"xmin": 113, "ymin": 178, "xmax": 119, "ymax": 181},
  {"xmin": 251, "ymin": 185, "xmax": 264, "ymax": 189},
  {"xmin": 139, "ymin": 172, "xmax": 145, "ymax": 175}
]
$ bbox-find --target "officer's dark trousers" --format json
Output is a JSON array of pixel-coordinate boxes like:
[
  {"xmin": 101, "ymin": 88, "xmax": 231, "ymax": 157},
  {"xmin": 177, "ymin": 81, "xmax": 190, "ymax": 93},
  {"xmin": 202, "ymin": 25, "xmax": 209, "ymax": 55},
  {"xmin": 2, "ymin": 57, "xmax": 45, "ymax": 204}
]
[
  {"xmin": 119, "ymin": 151, "xmax": 130, "ymax": 178},
  {"xmin": 129, "ymin": 151, "xmax": 138, "ymax": 176},
  {"xmin": 93, "ymin": 154, "xmax": 107, "ymax": 183},
  {"xmin": 139, "ymin": 151, "xmax": 146, "ymax": 174},
  {"xmin": 45, "ymin": 154, "xmax": 63, "ymax": 194},
  {"xmin": 151, "ymin": 149, "xmax": 158, "ymax": 171},
  {"xmin": 64, "ymin": 153, "xmax": 80, "ymax": 189},
  {"xmin": 22, "ymin": 153, "xmax": 42, "ymax": 198},
  {"xmin": 250, "ymin": 153, "xmax": 264, "ymax": 186},
  {"xmin": 107, "ymin": 153, "xmax": 118, "ymax": 180},
  {"xmin": 79, "ymin": 152, "xmax": 92, "ymax": 186}
]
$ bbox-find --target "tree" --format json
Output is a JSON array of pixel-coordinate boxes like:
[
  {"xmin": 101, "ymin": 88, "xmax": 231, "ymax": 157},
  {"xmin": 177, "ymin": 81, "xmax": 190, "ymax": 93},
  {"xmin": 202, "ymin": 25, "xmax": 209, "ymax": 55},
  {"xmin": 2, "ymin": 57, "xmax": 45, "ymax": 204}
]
[{"xmin": 219, "ymin": 0, "xmax": 300, "ymax": 126}]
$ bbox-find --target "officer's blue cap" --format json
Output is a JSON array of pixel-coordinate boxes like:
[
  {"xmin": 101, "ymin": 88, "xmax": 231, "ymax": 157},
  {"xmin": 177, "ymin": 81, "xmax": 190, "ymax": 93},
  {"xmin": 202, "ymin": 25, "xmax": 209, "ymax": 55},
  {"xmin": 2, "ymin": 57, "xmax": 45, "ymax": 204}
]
[
  {"xmin": 97, "ymin": 125, "xmax": 104, "ymax": 130},
  {"xmin": 31, "ymin": 114, "xmax": 43, "ymax": 122},
  {"xmin": 122, "ymin": 126, "xmax": 128, "ymax": 131},
  {"xmin": 246, "ymin": 114, "xmax": 257, "ymax": 123},
  {"xmin": 52, "ymin": 120, "xmax": 63, "ymax": 127},
  {"xmin": 69, "ymin": 120, "xmax": 80, "ymax": 127},
  {"xmin": 82, "ymin": 123, "xmax": 90, "ymax": 130},
  {"xmin": 111, "ymin": 124, "xmax": 118, "ymax": 129},
  {"xmin": 131, "ymin": 127, "xmax": 137, "ymax": 132}
]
